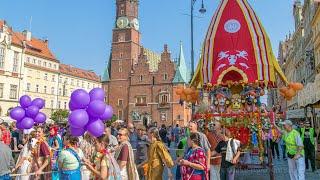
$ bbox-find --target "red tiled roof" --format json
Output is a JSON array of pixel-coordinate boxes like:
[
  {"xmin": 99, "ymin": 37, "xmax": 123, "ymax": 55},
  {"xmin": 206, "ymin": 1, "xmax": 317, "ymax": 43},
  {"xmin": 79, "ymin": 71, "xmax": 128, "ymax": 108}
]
[
  {"xmin": 0, "ymin": 20, "xmax": 58, "ymax": 62},
  {"xmin": 59, "ymin": 64, "xmax": 100, "ymax": 82}
]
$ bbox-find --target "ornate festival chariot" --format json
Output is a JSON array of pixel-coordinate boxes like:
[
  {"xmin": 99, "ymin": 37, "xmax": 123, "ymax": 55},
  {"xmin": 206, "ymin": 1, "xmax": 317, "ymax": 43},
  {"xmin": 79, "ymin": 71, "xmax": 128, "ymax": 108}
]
[{"xmin": 176, "ymin": 1, "xmax": 304, "ymax": 179}]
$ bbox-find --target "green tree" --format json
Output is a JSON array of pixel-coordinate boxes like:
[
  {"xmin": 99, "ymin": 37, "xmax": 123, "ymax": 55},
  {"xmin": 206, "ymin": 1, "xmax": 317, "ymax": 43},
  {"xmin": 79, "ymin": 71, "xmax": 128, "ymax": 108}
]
[
  {"xmin": 105, "ymin": 115, "xmax": 117, "ymax": 127},
  {"xmin": 51, "ymin": 109, "xmax": 69, "ymax": 124}
]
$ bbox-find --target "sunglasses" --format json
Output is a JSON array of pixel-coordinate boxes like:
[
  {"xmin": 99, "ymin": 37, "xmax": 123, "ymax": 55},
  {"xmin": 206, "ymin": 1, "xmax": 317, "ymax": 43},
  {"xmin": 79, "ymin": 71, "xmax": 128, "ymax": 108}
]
[{"xmin": 117, "ymin": 133, "xmax": 126, "ymax": 136}]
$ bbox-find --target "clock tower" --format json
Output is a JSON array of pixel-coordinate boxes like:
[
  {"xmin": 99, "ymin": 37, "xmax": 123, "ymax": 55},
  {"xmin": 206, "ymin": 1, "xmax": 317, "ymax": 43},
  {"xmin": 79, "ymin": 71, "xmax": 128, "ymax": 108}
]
[{"xmin": 104, "ymin": 0, "xmax": 141, "ymax": 122}]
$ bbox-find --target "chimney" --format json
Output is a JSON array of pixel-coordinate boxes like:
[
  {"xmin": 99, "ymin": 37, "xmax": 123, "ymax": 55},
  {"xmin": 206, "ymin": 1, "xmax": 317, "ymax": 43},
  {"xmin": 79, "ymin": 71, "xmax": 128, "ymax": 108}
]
[{"xmin": 22, "ymin": 30, "xmax": 32, "ymax": 41}]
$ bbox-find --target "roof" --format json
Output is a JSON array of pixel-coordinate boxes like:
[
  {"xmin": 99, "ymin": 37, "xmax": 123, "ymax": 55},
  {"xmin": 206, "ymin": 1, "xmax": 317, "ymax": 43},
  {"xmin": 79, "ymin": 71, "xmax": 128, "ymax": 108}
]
[
  {"xmin": 59, "ymin": 64, "xmax": 100, "ymax": 82},
  {"xmin": 143, "ymin": 48, "xmax": 161, "ymax": 72},
  {"xmin": 0, "ymin": 20, "xmax": 58, "ymax": 62},
  {"xmin": 173, "ymin": 42, "xmax": 190, "ymax": 84}
]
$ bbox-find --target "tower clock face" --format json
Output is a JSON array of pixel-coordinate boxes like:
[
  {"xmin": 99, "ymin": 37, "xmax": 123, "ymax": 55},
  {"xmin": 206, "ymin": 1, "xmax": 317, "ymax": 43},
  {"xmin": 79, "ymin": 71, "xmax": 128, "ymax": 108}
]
[
  {"xmin": 117, "ymin": 17, "xmax": 129, "ymax": 29},
  {"xmin": 131, "ymin": 18, "xmax": 140, "ymax": 31}
]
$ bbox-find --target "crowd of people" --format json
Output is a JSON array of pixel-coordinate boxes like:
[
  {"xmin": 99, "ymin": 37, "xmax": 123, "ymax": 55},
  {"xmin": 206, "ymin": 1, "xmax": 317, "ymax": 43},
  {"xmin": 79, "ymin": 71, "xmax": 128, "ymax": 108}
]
[{"xmin": 0, "ymin": 118, "xmax": 318, "ymax": 180}]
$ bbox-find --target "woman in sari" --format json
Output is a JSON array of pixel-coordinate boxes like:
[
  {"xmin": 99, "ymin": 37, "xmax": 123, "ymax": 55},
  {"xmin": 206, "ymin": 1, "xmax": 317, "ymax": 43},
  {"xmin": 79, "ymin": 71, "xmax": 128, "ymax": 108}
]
[
  {"xmin": 139, "ymin": 127, "xmax": 174, "ymax": 180},
  {"xmin": 179, "ymin": 132, "xmax": 208, "ymax": 180},
  {"xmin": 14, "ymin": 131, "xmax": 36, "ymax": 180},
  {"xmin": 48, "ymin": 126, "xmax": 63, "ymax": 180},
  {"xmin": 58, "ymin": 135, "xmax": 83, "ymax": 179},
  {"xmin": 114, "ymin": 128, "xmax": 139, "ymax": 180},
  {"xmin": 83, "ymin": 134, "xmax": 121, "ymax": 180}
]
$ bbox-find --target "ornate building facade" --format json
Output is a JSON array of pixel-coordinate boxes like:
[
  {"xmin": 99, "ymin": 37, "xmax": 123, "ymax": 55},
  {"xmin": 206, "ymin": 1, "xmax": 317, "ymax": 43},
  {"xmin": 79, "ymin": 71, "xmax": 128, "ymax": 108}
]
[
  {"xmin": 102, "ymin": 0, "xmax": 191, "ymax": 127},
  {"xmin": 270, "ymin": 0, "xmax": 319, "ymax": 120},
  {"xmin": 0, "ymin": 20, "xmax": 100, "ymax": 119}
]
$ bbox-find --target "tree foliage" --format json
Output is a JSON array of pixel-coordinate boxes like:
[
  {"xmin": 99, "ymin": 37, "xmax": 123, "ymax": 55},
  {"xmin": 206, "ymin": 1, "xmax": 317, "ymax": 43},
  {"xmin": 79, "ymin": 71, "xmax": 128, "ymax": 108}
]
[{"xmin": 51, "ymin": 109, "xmax": 69, "ymax": 124}]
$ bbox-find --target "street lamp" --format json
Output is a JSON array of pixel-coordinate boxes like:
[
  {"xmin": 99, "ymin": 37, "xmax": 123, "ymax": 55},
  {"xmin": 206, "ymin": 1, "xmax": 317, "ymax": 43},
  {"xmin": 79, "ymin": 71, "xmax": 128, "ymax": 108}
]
[{"xmin": 191, "ymin": 0, "xmax": 206, "ymax": 115}]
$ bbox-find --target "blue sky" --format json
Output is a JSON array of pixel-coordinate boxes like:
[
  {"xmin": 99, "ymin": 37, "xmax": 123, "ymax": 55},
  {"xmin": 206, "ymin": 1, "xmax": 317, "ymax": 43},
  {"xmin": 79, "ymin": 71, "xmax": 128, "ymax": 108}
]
[{"xmin": 0, "ymin": 0, "xmax": 294, "ymax": 76}]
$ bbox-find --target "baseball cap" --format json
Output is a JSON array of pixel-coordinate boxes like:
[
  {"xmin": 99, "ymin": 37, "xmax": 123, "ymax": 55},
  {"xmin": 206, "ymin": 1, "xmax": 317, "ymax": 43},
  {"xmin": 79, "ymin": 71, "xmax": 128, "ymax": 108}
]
[{"xmin": 280, "ymin": 120, "xmax": 293, "ymax": 126}]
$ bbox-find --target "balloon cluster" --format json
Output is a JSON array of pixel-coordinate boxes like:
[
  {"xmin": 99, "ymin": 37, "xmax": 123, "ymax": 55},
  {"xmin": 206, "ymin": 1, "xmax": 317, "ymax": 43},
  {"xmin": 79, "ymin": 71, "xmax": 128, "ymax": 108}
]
[
  {"xmin": 279, "ymin": 82, "xmax": 303, "ymax": 101},
  {"xmin": 176, "ymin": 86, "xmax": 199, "ymax": 104},
  {"xmin": 68, "ymin": 88, "xmax": 113, "ymax": 137},
  {"xmin": 10, "ymin": 95, "xmax": 46, "ymax": 130}
]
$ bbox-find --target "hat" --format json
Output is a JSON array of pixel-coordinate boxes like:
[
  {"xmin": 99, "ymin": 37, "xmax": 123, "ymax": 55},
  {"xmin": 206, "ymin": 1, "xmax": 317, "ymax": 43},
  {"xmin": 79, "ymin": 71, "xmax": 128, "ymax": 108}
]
[{"xmin": 280, "ymin": 120, "xmax": 293, "ymax": 126}]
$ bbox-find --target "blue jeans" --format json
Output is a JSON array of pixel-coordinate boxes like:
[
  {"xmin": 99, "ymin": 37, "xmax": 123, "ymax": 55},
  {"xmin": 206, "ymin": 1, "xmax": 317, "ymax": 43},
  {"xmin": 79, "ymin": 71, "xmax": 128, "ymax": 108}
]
[
  {"xmin": 220, "ymin": 165, "xmax": 235, "ymax": 180},
  {"xmin": 0, "ymin": 174, "xmax": 11, "ymax": 180},
  {"xmin": 288, "ymin": 156, "xmax": 305, "ymax": 180}
]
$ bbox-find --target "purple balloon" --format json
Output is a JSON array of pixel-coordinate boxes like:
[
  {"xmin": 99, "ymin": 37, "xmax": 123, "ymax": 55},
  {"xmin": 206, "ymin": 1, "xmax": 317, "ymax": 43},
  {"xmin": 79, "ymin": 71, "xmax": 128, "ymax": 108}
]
[
  {"xmin": 71, "ymin": 89, "xmax": 90, "ymax": 109},
  {"xmin": 34, "ymin": 112, "xmax": 46, "ymax": 123},
  {"xmin": 32, "ymin": 98, "xmax": 45, "ymax": 109},
  {"xmin": 70, "ymin": 127, "xmax": 86, "ymax": 137},
  {"xmin": 89, "ymin": 88, "xmax": 105, "ymax": 101},
  {"xmin": 87, "ymin": 100, "xmax": 106, "ymax": 118},
  {"xmin": 68, "ymin": 109, "xmax": 89, "ymax": 128},
  {"xmin": 69, "ymin": 101, "xmax": 77, "ymax": 111},
  {"xmin": 88, "ymin": 117, "xmax": 99, "ymax": 124},
  {"xmin": 87, "ymin": 120, "xmax": 105, "ymax": 137},
  {"xmin": 16, "ymin": 122, "xmax": 23, "ymax": 130},
  {"xmin": 20, "ymin": 117, "xmax": 34, "ymax": 129},
  {"xmin": 26, "ymin": 105, "xmax": 39, "ymax": 118},
  {"xmin": 19, "ymin": 95, "xmax": 32, "ymax": 108},
  {"xmin": 10, "ymin": 107, "xmax": 26, "ymax": 121},
  {"xmin": 100, "ymin": 105, "xmax": 113, "ymax": 121}
]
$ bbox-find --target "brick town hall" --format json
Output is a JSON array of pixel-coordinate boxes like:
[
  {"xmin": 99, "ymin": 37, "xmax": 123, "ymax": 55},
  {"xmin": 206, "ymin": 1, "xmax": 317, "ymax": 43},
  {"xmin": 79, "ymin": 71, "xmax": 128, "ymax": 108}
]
[{"xmin": 102, "ymin": 0, "xmax": 192, "ymax": 127}]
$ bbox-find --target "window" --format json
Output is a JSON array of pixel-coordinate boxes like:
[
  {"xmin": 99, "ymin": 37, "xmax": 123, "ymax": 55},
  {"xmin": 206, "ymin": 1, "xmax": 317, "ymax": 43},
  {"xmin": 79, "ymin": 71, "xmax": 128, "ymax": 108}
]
[
  {"xmin": 160, "ymin": 94, "xmax": 169, "ymax": 104},
  {"xmin": 59, "ymin": 88, "xmax": 62, "ymax": 95},
  {"xmin": 0, "ymin": 46, "xmax": 4, "ymax": 68},
  {"xmin": 0, "ymin": 83, "xmax": 3, "ymax": 98},
  {"xmin": 119, "ymin": 67, "xmax": 122, "ymax": 72},
  {"xmin": 26, "ymin": 83, "xmax": 31, "ymax": 91},
  {"xmin": 48, "ymin": 63, "xmax": 52, "ymax": 68},
  {"xmin": 58, "ymin": 101, "xmax": 61, "ymax": 109},
  {"xmin": 44, "ymin": 86, "xmax": 47, "ymax": 94},
  {"xmin": 59, "ymin": 77, "xmax": 62, "ymax": 83},
  {"xmin": 120, "ymin": 9, "xmax": 124, "ymax": 15},
  {"xmin": 13, "ymin": 51, "xmax": 19, "ymax": 72},
  {"xmin": 43, "ymin": 61, "xmax": 47, "ymax": 67},
  {"xmin": 160, "ymin": 112, "xmax": 167, "ymax": 121},
  {"xmin": 26, "ymin": 57, "xmax": 30, "ymax": 63},
  {"xmin": 50, "ymin": 100, "xmax": 54, "ymax": 109},
  {"xmin": 77, "ymin": 80, "xmax": 79, "ymax": 87},
  {"xmin": 53, "ymin": 64, "xmax": 57, "ymax": 69},
  {"xmin": 163, "ymin": 73, "xmax": 168, "ymax": 80},
  {"xmin": 52, "ymin": 75, "xmax": 55, "ymax": 82},
  {"xmin": 120, "ymin": 53, "xmax": 123, "ymax": 58},
  {"xmin": 51, "ymin": 87, "xmax": 55, "ymax": 94},
  {"xmin": 118, "ymin": 110, "xmax": 123, "ymax": 120},
  {"xmin": 136, "ymin": 96, "xmax": 147, "ymax": 105},
  {"xmin": 33, "ymin": 59, "xmax": 36, "ymax": 64},
  {"xmin": 44, "ymin": 73, "xmax": 48, "ymax": 80},
  {"xmin": 139, "ymin": 75, "xmax": 143, "ymax": 82},
  {"xmin": 177, "ymin": 115, "xmax": 181, "ymax": 120},
  {"xmin": 71, "ymin": 79, "xmax": 74, "ymax": 85},
  {"xmin": 36, "ymin": 85, "xmax": 39, "ymax": 93},
  {"xmin": 65, "ymin": 78, "xmax": 68, "ymax": 85},
  {"xmin": 63, "ymin": 85, "xmax": 67, "ymax": 96},
  {"xmin": 64, "ymin": 102, "xmax": 67, "ymax": 109},
  {"xmin": 82, "ymin": 81, "xmax": 84, "ymax": 88},
  {"xmin": 38, "ymin": 60, "xmax": 41, "ymax": 66},
  {"xmin": 9, "ymin": 84, "xmax": 17, "ymax": 99},
  {"xmin": 118, "ymin": 99, "xmax": 123, "ymax": 106},
  {"xmin": 87, "ymin": 83, "xmax": 90, "ymax": 89}
]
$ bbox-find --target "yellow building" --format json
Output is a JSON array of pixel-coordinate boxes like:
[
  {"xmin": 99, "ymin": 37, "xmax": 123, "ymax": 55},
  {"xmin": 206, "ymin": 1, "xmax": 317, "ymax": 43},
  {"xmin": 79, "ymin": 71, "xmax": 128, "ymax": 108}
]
[{"xmin": 0, "ymin": 20, "xmax": 101, "ymax": 120}]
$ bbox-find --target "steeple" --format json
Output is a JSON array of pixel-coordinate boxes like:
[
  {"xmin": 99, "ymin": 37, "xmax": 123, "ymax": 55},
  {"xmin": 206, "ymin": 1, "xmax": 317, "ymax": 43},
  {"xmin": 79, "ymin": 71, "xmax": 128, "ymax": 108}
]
[
  {"xmin": 173, "ymin": 42, "xmax": 190, "ymax": 84},
  {"xmin": 102, "ymin": 53, "xmax": 111, "ymax": 82}
]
